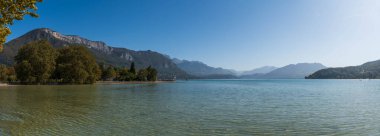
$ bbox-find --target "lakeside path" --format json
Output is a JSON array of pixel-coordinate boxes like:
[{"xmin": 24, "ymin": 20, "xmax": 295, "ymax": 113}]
[{"xmin": 0, "ymin": 83, "xmax": 9, "ymax": 86}]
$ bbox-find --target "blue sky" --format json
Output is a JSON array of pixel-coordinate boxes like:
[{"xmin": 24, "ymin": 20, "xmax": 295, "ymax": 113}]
[{"xmin": 8, "ymin": 0, "xmax": 380, "ymax": 71}]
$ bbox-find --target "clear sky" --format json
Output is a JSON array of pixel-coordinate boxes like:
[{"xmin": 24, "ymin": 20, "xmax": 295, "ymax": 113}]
[{"xmin": 7, "ymin": 0, "xmax": 380, "ymax": 71}]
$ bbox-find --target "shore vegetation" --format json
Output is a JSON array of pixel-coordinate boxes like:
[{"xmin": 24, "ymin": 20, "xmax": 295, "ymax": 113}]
[{"xmin": 0, "ymin": 40, "xmax": 157, "ymax": 84}]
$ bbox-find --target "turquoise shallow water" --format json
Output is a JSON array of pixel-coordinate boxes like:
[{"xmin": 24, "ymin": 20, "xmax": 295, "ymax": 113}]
[{"xmin": 0, "ymin": 79, "xmax": 380, "ymax": 135}]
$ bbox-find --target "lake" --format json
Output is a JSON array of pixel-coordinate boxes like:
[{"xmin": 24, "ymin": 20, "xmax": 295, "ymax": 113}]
[{"xmin": 0, "ymin": 79, "xmax": 380, "ymax": 135}]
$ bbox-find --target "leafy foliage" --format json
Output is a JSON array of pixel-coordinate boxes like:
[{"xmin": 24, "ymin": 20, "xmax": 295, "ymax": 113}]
[
  {"xmin": 13, "ymin": 41, "xmax": 102, "ymax": 84},
  {"xmin": 101, "ymin": 63, "xmax": 158, "ymax": 82},
  {"xmin": 129, "ymin": 62, "xmax": 136, "ymax": 75},
  {"xmin": 55, "ymin": 46, "xmax": 101, "ymax": 84},
  {"xmin": 15, "ymin": 40, "xmax": 56, "ymax": 83},
  {"xmin": 136, "ymin": 69, "xmax": 148, "ymax": 81},
  {"xmin": 101, "ymin": 65, "xmax": 117, "ymax": 81},
  {"xmin": 8, "ymin": 40, "xmax": 159, "ymax": 84},
  {"xmin": 0, "ymin": 64, "xmax": 16, "ymax": 82},
  {"xmin": 146, "ymin": 66, "xmax": 157, "ymax": 81},
  {"xmin": 115, "ymin": 68, "xmax": 135, "ymax": 81},
  {"xmin": 0, "ymin": 0, "xmax": 43, "ymax": 51}
]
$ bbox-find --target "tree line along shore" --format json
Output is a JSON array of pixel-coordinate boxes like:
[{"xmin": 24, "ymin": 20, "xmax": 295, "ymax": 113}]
[{"xmin": 0, "ymin": 40, "xmax": 158, "ymax": 85}]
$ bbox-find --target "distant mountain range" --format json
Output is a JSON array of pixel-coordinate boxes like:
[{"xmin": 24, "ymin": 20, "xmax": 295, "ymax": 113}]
[
  {"xmin": 173, "ymin": 59, "xmax": 327, "ymax": 79},
  {"xmin": 240, "ymin": 66, "xmax": 278, "ymax": 75},
  {"xmin": 242, "ymin": 63, "xmax": 327, "ymax": 79},
  {"xmin": 263, "ymin": 63, "xmax": 326, "ymax": 79},
  {"xmin": 0, "ymin": 28, "xmax": 189, "ymax": 79},
  {"xmin": 172, "ymin": 58, "xmax": 236, "ymax": 78},
  {"xmin": 306, "ymin": 60, "xmax": 380, "ymax": 79}
]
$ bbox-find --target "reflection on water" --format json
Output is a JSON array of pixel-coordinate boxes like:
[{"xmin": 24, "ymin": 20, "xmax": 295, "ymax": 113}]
[{"xmin": 0, "ymin": 80, "xmax": 380, "ymax": 135}]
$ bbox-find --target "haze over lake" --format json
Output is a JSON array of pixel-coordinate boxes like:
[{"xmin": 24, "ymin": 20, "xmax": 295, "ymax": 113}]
[{"xmin": 1, "ymin": 80, "xmax": 380, "ymax": 135}]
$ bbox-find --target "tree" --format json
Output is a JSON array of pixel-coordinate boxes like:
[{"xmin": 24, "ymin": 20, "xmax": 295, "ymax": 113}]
[
  {"xmin": 0, "ymin": 0, "xmax": 43, "ymax": 52},
  {"xmin": 0, "ymin": 64, "xmax": 16, "ymax": 83},
  {"xmin": 55, "ymin": 46, "xmax": 100, "ymax": 84},
  {"xmin": 136, "ymin": 69, "xmax": 148, "ymax": 81},
  {"xmin": 102, "ymin": 65, "xmax": 117, "ymax": 81},
  {"xmin": 129, "ymin": 62, "xmax": 136, "ymax": 75},
  {"xmin": 14, "ymin": 40, "xmax": 57, "ymax": 84},
  {"xmin": 6, "ymin": 66, "xmax": 16, "ymax": 82},
  {"xmin": 0, "ymin": 64, "xmax": 7, "ymax": 82},
  {"xmin": 116, "ymin": 67, "xmax": 135, "ymax": 81},
  {"xmin": 146, "ymin": 66, "xmax": 157, "ymax": 81},
  {"xmin": 15, "ymin": 60, "xmax": 32, "ymax": 82}
]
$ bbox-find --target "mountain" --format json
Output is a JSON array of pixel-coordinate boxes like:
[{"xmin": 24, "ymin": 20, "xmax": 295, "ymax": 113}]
[
  {"xmin": 263, "ymin": 63, "xmax": 326, "ymax": 79},
  {"xmin": 306, "ymin": 60, "xmax": 380, "ymax": 79},
  {"xmin": 242, "ymin": 63, "xmax": 326, "ymax": 79},
  {"xmin": 0, "ymin": 28, "xmax": 189, "ymax": 79},
  {"xmin": 172, "ymin": 58, "xmax": 236, "ymax": 77},
  {"xmin": 240, "ymin": 66, "xmax": 278, "ymax": 75}
]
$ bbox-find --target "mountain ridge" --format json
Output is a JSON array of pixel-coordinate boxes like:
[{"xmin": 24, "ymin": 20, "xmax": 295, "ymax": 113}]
[
  {"xmin": 240, "ymin": 66, "xmax": 278, "ymax": 75},
  {"xmin": 242, "ymin": 63, "xmax": 326, "ymax": 79},
  {"xmin": 0, "ymin": 28, "xmax": 189, "ymax": 79},
  {"xmin": 306, "ymin": 60, "xmax": 380, "ymax": 79},
  {"xmin": 172, "ymin": 58, "xmax": 236, "ymax": 77}
]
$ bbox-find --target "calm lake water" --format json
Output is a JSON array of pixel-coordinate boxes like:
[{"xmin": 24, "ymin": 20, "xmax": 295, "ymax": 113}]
[{"xmin": 1, "ymin": 79, "xmax": 380, "ymax": 135}]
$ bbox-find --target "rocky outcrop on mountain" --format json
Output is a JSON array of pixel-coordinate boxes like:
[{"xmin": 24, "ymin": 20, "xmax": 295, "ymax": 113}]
[{"xmin": 38, "ymin": 28, "xmax": 114, "ymax": 54}]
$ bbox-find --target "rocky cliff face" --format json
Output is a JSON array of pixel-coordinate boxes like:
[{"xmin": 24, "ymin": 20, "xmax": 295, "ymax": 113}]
[
  {"xmin": 38, "ymin": 28, "xmax": 113, "ymax": 54},
  {"xmin": 0, "ymin": 28, "xmax": 189, "ymax": 79}
]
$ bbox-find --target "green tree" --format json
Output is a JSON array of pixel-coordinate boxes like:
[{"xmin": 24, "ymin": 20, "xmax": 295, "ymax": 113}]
[
  {"xmin": 102, "ymin": 65, "xmax": 117, "ymax": 81},
  {"xmin": 0, "ymin": 64, "xmax": 16, "ymax": 83},
  {"xmin": 116, "ymin": 67, "xmax": 135, "ymax": 81},
  {"xmin": 0, "ymin": 64, "xmax": 7, "ymax": 82},
  {"xmin": 6, "ymin": 66, "xmax": 16, "ymax": 82},
  {"xmin": 136, "ymin": 69, "xmax": 148, "ymax": 81},
  {"xmin": 99, "ymin": 63, "xmax": 105, "ymax": 72},
  {"xmin": 14, "ymin": 40, "xmax": 57, "ymax": 84},
  {"xmin": 129, "ymin": 62, "xmax": 136, "ymax": 75},
  {"xmin": 0, "ymin": 0, "xmax": 43, "ymax": 51},
  {"xmin": 55, "ymin": 46, "xmax": 100, "ymax": 84},
  {"xmin": 146, "ymin": 66, "xmax": 157, "ymax": 81},
  {"xmin": 15, "ymin": 60, "xmax": 32, "ymax": 82}
]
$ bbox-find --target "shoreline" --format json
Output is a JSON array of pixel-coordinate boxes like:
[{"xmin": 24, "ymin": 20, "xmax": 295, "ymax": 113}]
[
  {"xmin": 95, "ymin": 81, "xmax": 175, "ymax": 85},
  {"xmin": 0, "ymin": 83, "xmax": 11, "ymax": 86},
  {"xmin": 0, "ymin": 81, "xmax": 175, "ymax": 86}
]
